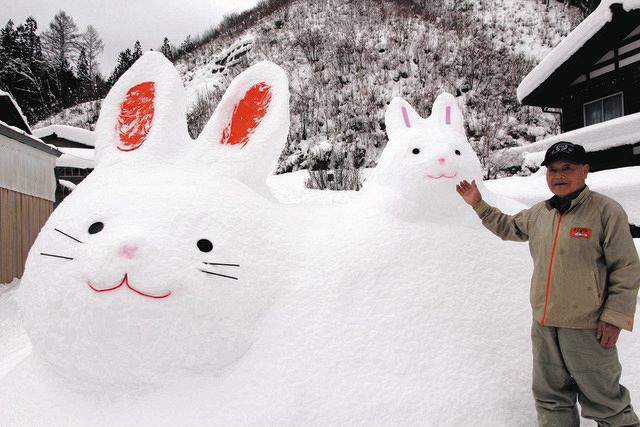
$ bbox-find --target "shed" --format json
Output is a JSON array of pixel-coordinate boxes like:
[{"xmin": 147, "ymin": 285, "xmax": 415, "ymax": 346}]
[{"xmin": 0, "ymin": 107, "xmax": 61, "ymax": 282}]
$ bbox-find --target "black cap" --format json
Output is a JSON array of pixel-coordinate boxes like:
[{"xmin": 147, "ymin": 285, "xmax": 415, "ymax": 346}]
[{"xmin": 541, "ymin": 141, "xmax": 588, "ymax": 166}]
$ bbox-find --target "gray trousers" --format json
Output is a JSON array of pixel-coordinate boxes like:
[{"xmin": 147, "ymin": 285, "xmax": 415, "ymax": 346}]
[{"xmin": 532, "ymin": 321, "xmax": 639, "ymax": 426}]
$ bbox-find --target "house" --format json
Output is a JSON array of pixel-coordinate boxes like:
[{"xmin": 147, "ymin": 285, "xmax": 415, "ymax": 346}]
[
  {"xmin": 0, "ymin": 91, "xmax": 61, "ymax": 283},
  {"xmin": 506, "ymin": 1, "xmax": 640, "ymax": 173},
  {"xmin": 32, "ymin": 125, "xmax": 95, "ymax": 206}
]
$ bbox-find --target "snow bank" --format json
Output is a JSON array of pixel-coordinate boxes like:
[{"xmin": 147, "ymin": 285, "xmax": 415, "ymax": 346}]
[
  {"xmin": 486, "ymin": 165, "xmax": 640, "ymax": 225},
  {"xmin": 502, "ymin": 112, "xmax": 640, "ymax": 169},
  {"xmin": 0, "ymin": 280, "xmax": 31, "ymax": 378}
]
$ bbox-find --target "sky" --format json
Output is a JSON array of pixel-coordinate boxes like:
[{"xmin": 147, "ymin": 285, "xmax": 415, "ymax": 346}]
[{"xmin": 2, "ymin": 0, "xmax": 261, "ymax": 76}]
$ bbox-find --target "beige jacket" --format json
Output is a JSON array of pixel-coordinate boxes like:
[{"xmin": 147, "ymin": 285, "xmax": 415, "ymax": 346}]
[{"xmin": 473, "ymin": 186, "xmax": 640, "ymax": 331}]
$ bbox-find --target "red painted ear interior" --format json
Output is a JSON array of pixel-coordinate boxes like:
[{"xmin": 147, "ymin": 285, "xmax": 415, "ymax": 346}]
[
  {"xmin": 221, "ymin": 82, "xmax": 272, "ymax": 147},
  {"xmin": 116, "ymin": 81, "xmax": 155, "ymax": 152}
]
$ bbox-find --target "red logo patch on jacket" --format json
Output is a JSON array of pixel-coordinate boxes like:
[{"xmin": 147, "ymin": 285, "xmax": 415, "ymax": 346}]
[{"xmin": 570, "ymin": 227, "xmax": 592, "ymax": 239}]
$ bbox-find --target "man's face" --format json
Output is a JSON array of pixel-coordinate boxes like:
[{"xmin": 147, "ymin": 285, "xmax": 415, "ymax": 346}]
[{"xmin": 546, "ymin": 160, "xmax": 589, "ymax": 198}]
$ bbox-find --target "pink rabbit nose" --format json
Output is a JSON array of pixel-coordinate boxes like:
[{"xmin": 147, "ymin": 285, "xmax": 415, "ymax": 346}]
[
  {"xmin": 437, "ymin": 158, "xmax": 446, "ymax": 165},
  {"xmin": 118, "ymin": 244, "xmax": 139, "ymax": 259}
]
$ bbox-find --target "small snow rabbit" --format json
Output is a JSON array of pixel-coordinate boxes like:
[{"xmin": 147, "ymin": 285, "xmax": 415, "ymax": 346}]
[
  {"xmin": 365, "ymin": 93, "xmax": 522, "ymax": 222},
  {"xmin": 16, "ymin": 52, "xmax": 290, "ymax": 388}
]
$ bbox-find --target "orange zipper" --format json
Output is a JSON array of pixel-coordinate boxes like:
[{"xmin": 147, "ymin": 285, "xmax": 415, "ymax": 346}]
[{"xmin": 541, "ymin": 213, "xmax": 563, "ymax": 325}]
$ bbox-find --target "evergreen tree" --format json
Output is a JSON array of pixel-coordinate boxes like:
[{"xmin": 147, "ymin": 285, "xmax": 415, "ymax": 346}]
[
  {"xmin": 0, "ymin": 20, "xmax": 18, "ymax": 59},
  {"xmin": 180, "ymin": 35, "xmax": 194, "ymax": 54},
  {"xmin": 16, "ymin": 17, "xmax": 43, "ymax": 61},
  {"xmin": 0, "ymin": 20, "xmax": 20, "ymax": 103},
  {"xmin": 108, "ymin": 48, "xmax": 134, "ymax": 85},
  {"xmin": 0, "ymin": 17, "xmax": 53, "ymax": 123},
  {"xmin": 160, "ymin": 37, "xmax": 173, "ymax": 61},
  {"xmin": 76, "ymin": 47, "xmax": 91, "ymax": 101},
  {"xmin": 132, "ymin": 40, "xmax": 143, "ymax": 61}
]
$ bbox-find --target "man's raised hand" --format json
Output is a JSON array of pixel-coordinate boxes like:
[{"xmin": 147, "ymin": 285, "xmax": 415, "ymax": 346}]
[{"xmin": 456, "ymin": 180, "xmax": 482, "ymax": 208}]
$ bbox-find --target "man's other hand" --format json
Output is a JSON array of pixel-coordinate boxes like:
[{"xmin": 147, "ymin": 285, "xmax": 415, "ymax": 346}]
[
  {"xmin": 456, "ymin": 180, "xmax": 482, "ymax": 208},
  {"xmin": 597, "ymin": 321, "xmax": 621, "ymax": 348}
]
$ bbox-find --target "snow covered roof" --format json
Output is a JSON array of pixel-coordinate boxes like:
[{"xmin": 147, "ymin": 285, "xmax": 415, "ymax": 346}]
[
  {"xmin": 0, "ymin": 90, "xmax": 31, "ymax": 134},
  {"xmin": 0, "ymin": 120, "xmax": 61, "ymax": 157},
  {"xmin": 55, "ymin": 147, "xmax": 94, "ymax": 169},
  {"xmin": 32, "ymin": 125, "xmax": 95, "ymax": 148},
  {"xmin": 517, "ymin": 0, "xmax": 640, "ymax": 104},
  {"xmin": 502, "ymin": 112, "xmax": 640, "ymax": 168}
]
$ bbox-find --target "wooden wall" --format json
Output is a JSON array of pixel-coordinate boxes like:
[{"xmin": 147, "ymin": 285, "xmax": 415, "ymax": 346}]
[{"xmin": 0, "ymin": 187, "xmax": 52, "ymax": 283}]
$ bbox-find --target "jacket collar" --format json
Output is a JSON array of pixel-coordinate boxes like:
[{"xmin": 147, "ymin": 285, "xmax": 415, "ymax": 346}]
[{"xmin": 545, "ymin": 185, "xmax": 591, "ymax": 214}]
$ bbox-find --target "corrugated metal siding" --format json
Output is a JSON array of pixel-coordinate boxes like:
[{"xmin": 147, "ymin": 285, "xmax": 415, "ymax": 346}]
[
  {"xmin": 0, "ymin": 135, "xmax": 57, "ymax": 202},
  {"xmin": 0, "ymin": 188, "xmax": 52, "ymax": 283}
]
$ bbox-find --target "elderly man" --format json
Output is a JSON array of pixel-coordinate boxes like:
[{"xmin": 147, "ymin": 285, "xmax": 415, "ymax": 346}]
[{"xmin": 456, "ymin": 141, "xmax": 640, "ymax": 426}]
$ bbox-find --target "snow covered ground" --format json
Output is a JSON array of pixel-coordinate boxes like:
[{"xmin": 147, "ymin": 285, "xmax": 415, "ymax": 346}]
[
  {"xmin": 1, "ymin": 165, "xmax": 638, "ymax": 426},
  {"xmin": 2, "ymin": 50, "xmax": 638, "ymax": 426}
]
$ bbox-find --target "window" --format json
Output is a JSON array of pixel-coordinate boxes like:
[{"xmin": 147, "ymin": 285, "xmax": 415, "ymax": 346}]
[{"xmin": 583, "ymin": 93, "xmax": 623, "ymax": 126}]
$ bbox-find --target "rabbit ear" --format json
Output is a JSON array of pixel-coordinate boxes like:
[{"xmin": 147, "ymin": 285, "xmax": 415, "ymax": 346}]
[
  {"xmin": 94, "ymin": 52, "xmax": 188, "ymax": 168},
  {"xmin": 385, "ymin": 97, "xmax": 422, "ymax": 143},
  {"xmin": 197, "ymin": 61, "xmax": 289, "ymax": 188},
  {"xmin": 429, "ymin": 92, "xmax": 464, "ymax": 132}
]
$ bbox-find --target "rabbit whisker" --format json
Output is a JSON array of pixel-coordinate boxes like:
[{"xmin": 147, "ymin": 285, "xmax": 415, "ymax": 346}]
[
  {"xmin": 40, "ymin": 252, "xmax": 74, "ymax": 260},
  {"xmin": 200, "ymin": 270, "xmax": 238, "ymax": 280},
  {"xmin": 202, "ymin": 262, "xmax": 240, "ymax": 267},
  {"xmin": 55, "ymin": 228, "xmax": 84, "ymax": 244}
]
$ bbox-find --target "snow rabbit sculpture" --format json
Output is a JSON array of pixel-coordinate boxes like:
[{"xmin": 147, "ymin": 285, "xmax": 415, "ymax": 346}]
[
  {"xmin": 16, "ymin": 52, "xmax": 290, "ymax": 388},
  {"xmin": 366, "ymin": 93, "xmax": 522, "ymax": 222}
]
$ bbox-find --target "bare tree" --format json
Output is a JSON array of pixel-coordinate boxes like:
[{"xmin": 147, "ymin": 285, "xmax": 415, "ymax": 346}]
[
  {"xmin": 79, "ymin": 25, "xmax": 104, "ymax": 85},
  {"xmin": 296, "ymin": 28, "xmax": 324, "ymax": 63},
  {"xmin": 41, "ymin": 10, "xmax": 79, "ymax": 72}
]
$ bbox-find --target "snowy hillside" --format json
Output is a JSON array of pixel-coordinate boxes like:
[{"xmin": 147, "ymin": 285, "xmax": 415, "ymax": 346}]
[{"xmin": 35, "ymin": 0, "xmax": 582, "ymax": 178}]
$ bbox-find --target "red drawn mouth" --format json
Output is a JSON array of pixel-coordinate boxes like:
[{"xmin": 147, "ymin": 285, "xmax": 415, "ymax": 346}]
[
  {"xmin": 88, "ymin": 274, "xmax": 172, "ymax": 299},
  {"xmin": 427, "ymin": 172, "xmax": 458, "ymax": 180}
]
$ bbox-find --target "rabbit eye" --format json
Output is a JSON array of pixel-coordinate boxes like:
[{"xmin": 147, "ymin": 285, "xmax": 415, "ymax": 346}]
[
  {"xmin": 455, "ymin": 150, "xmax": 461, "ymax": 156},
  {"xmin": 88, "ymin": 222, "xmax": 104, "ymax": 234},
  {"xmin": 197, "ymin": 239, "xmax": 214, "ymax": 253},
  {"xmin": 412, "ymin": 148, "xmax": 420, "ymax": 155}
]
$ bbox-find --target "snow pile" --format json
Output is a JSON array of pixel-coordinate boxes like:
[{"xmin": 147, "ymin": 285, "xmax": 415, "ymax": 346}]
[
  {"xmin": 518, "ymin": 0, "xmax": 640, "ymax": 102},
  {"xmin": 0, "ymin": 281, "xmax": 31, "ymax": 379}
]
